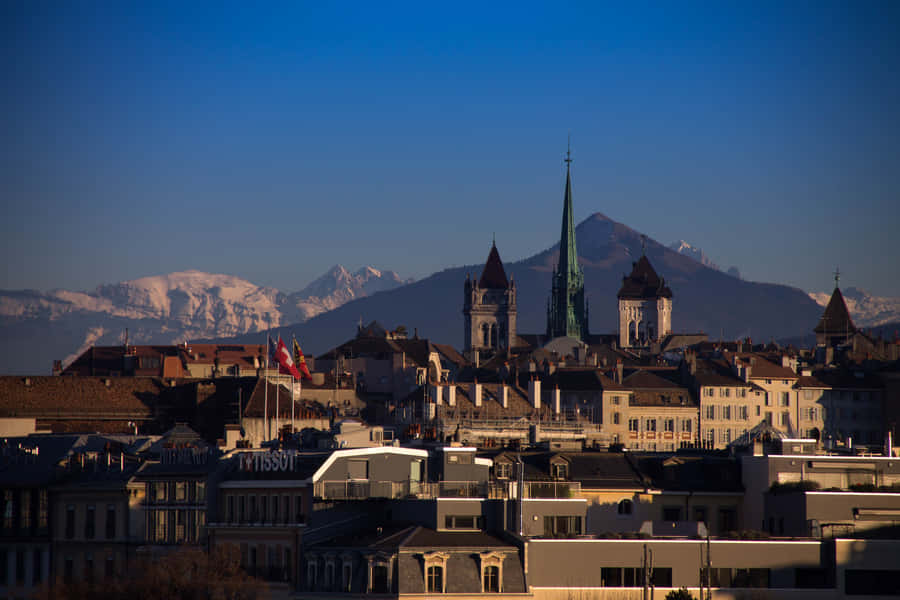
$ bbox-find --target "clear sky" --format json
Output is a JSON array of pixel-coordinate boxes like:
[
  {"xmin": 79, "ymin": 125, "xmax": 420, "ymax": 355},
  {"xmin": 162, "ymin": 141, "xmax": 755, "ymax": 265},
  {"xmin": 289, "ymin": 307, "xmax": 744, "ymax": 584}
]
[{"xmin": 3, "ymin": 1, "xmax": 899, "ymax": 296}]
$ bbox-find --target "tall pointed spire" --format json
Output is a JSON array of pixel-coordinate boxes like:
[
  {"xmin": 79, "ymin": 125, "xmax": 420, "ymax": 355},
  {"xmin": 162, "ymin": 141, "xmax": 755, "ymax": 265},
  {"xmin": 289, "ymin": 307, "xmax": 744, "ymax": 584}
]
[{"xmin": 547, "ymin": 138, "xmax": 588, "ymax": 340}]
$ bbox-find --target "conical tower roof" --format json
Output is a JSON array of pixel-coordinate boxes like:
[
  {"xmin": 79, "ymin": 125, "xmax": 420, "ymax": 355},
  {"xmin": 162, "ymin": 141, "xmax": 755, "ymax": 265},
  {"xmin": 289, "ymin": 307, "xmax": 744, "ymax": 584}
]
[
  {"xmin": 814, "ymin": 287, "xmax": 856, "ymax": 334},
  {"xmin": 478, "ymin": 242, "xmax": 509, "ymax": 289},
  {"xmin": 617, "ymin": 255, "xmax": 673, "ymax": 299}
]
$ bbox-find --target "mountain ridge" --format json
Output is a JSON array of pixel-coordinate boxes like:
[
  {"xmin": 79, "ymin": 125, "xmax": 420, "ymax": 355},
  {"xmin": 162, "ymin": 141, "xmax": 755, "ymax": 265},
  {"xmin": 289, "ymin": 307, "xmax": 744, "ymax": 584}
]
[
  {"xmin": 0, "ymin": 266, "xmax": 410, "ymax": 374},
  {"xmin": 230, "ymin": 213, "xmax": 824, "ymax": 356}
]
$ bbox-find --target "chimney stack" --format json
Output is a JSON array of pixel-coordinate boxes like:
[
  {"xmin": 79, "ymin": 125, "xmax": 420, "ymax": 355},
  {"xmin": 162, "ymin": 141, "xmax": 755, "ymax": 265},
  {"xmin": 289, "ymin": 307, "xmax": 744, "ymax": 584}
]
[
  {"xmin": 445, "ymin": 385, "xmax": 456, "ymax": 407},
  {"xmin": 471, "ymin": 382, "xmax": 482, "ymax": 407},
  {"xmin": 616, "ymin": 360, "xmax": 624, "ymax": 385},
  {"xmin": 500, "ymin": 384, "xmax": 509, "ymax": 409},
  {"xmin": 552, "ymin": 386, "xmax": 561, "ymax": 414},
  {"xmin": 528, "ymin": 378, "xmax": 541, "ymax": 410}
]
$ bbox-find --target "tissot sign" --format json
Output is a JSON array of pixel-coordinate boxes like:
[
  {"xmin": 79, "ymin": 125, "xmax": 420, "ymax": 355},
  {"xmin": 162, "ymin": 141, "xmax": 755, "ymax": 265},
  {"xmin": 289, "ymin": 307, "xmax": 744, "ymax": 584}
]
[{"xmin": 240, "ymin": 450, "xmax": 297, "ymax": 473}]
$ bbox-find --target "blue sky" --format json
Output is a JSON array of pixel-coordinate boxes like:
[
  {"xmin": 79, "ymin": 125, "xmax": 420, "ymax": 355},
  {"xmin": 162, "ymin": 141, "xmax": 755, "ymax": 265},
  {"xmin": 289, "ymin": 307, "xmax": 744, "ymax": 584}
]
[{"xmin": 2, "ymin": 1, "xmax": 899, "ymax": 295}]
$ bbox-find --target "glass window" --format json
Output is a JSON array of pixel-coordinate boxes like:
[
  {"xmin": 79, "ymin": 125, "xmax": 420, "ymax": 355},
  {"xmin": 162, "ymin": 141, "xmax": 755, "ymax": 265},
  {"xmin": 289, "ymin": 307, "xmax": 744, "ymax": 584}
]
[
  {"xmin": 32, "ymin": 549, "xmax": 42, "ymax": 584},
  {"xmin": 781, "ymin": 392, "xmax": 790, "ymax": 407},
  {"xmin": 628, "ymin": 419, "xmax": 639, "ymax": 432},
  {"xmin": 484, "ymin": 565, "xmax": 500, "ymax": 592},
  {"xmin": 175, "ymin": 482, "xmax": 186, "ymax": 501},
  {"xmin": 618, "ymin": 499, "xmax": 633, "ymax": 515},
  {"xmin": 427, "ymin": 565, "xmax": 443, "ymax": 593},
  {"xmin": 38, "ymin": 490, "xmax": 48, "ymax": 531},
  {"xmin": 645, "ymin": 419, "xmax": 657, "ymax": 432},
  {"xmin": 106, "ymin": 504, "xmax": 116, "ymax": 539},
  {"xmin": 664, "ymin": 419, "xmax": 675, "ymax": 432},
  {"xmin": 65, "ymin": 505, "xmax": 75, "ymax": 539},
  {"xmin": 85, "ymin": 505, "xmax": 95, "ymax": 539},
  {"xmin": 20, "ymin": 490, "xmax": 30, "ymax": 530},
  {"xmin": 682, "ymin": 419, "xmax": 692, "ymax": 433},
  {"xmin": 705, "ymin": 405, "xmax": 715, "ymax": 420}
]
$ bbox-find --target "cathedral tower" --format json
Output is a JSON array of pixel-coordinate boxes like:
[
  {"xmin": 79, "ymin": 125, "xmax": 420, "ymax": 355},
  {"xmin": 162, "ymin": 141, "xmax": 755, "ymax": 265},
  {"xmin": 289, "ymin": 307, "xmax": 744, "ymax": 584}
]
[
  {"xmin": 617, "ymin": 248, "xmax": 672, "ymax": 348},
  {"xmin": 547, "ymin": 145, "xmax": 589, "ymax": 340},
  {"xmin": 463, "ymin": 242, "xmax": 517, "ymax": 361}
]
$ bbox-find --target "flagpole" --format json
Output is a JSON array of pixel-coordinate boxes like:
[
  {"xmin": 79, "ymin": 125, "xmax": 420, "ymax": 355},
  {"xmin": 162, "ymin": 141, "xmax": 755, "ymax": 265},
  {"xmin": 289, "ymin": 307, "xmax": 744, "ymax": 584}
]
[
  {"xmin": 291, "ymin": 335, "xmax": 296, "ymax": 434},
  {"xmin": 264, "ymin": 335, "xmax": 269, "ymax": 442},
  {"xmin": 275, "ymin": 367, "xmax": 280, "ymax": 441}
]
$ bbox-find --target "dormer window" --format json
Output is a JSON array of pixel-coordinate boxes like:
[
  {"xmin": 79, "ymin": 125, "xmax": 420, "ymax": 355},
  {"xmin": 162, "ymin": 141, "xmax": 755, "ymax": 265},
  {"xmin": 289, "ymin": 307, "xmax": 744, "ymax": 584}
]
[
  {"xmin": 551, "ymin": 463, "xmax": 568, "ymax": 480},
  {"xmin": 495, "ymin": 462, "xmax": 512, "ymax": 479}
]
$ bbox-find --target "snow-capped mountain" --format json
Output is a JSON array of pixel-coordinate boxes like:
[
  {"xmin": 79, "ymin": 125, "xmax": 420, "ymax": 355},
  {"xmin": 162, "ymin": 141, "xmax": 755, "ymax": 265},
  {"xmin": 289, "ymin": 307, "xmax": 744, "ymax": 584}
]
[
  {"xmin": 0, "ymin": 266, "xmax": 411, "ymax": 374},
  {"xmin": 669, "ymin": 240, "xmax": 741, "ymax": 279},
  {"xmin": 669, "ymin": 240, "xmax": 720, "ymax": 270},
  {"xmin": 287, "ymin": 265, "xmax": 412, "ymax": 317},
  {"xmin": 808, "ymin": 287, "xmax": 900, "ymax": 328}
]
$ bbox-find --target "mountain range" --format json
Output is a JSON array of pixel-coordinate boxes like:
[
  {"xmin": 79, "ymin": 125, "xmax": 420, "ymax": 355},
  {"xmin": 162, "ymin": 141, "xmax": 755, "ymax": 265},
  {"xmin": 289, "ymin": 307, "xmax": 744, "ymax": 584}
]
[
  {"xmin": 229, "ymin": 213, "xmax": 826, "ymax": 356},
  {"xmin": 0, "ymin": 266, "xmax": 409, "ymax": 374},
  {"xmin": 808, "ymin": 287, "xmax": 900, "ymax": 329},
  {"xmin": 7, "ymin": 213, "xmax": 888, "ymax": 375}
]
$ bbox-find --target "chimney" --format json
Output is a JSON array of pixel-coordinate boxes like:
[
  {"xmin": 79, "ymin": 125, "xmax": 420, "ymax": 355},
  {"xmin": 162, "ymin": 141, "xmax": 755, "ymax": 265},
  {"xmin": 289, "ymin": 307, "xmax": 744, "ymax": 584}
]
[
  {"xmin": 446, "ymin": 385, "xmax": 456, "ymax": 407},
  {"xmin": 616, "ymin": 360, "xmax": 623, "ymax": 385},
  {"xmin": 528, "ymin": 378, "xmax": 541, "ymax": 410},
  {"xmin": 743, "ymin": 365, "xmax": 752, "ymax": 382},
  {"xmin": 500, "ymin": 385, "xmax": 509, "ymax": 409},
  {"xmin": 471, "ymin": 382, "xmax": 482, "ymax": 407},
  {"xmin": 552, "ymin": 386, "xmax": 561, "ymax": 414}
]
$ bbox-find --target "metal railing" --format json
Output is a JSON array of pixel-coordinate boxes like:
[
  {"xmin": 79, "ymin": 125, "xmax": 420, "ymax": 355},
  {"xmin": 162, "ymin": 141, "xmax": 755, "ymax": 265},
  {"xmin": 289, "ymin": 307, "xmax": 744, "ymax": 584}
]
[{"xmin": 313, "ymin": 479, "xmax": 580, "ymax": 500}]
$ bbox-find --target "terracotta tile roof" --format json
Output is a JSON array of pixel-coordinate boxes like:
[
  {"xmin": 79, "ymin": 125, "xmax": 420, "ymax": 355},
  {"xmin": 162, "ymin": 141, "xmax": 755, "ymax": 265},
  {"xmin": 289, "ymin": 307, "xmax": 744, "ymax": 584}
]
[
  {"xmin": 814, "ymin": 287, "xmax": 857, "ymax": 334},
  {"xmin": 737, "ymin": 356, "xmax": 798, "ymax": 380},
  {"xmin": 617, "ymin": 255, "xmax": 673, "ymax": 300},
  {"xmin": 692, "ymin": 359, "xmax": 752, "ymax": 387},
  {"xmin": 622, "ymin": 370, "xmax": 695, "ymax": 407},
  {"xmin": 0, "ymin": 376, "xmax": 168, "ymax": 419},
  {"xmin": 180, "ymin": 344, "xmax": 266, "ymax": 368},
  {"xmin": 477, "ymin": 243, "xmax": 509, "ymax": 289}
]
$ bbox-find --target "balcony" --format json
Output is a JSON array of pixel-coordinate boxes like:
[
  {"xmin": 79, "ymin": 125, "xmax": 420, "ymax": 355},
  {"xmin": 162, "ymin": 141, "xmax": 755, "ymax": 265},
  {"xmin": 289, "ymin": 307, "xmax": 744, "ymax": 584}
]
[{"xmin": 312, "ymin": 479, "xmax": 578, "ymax": 500}]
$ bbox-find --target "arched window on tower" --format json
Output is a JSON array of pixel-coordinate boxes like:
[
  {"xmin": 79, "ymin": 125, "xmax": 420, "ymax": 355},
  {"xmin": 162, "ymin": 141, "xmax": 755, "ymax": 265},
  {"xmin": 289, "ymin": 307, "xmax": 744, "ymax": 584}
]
[
  {"xmin": 482, "ymin": 324, "xmax": 490, "ymax": 347},
  {"xmin": 628, "ymin": 321, "xmax": 637, "ymax": 346},
  {"xmin": 490, "ymin": 324, "xmax": 497, "ymax": 348}
]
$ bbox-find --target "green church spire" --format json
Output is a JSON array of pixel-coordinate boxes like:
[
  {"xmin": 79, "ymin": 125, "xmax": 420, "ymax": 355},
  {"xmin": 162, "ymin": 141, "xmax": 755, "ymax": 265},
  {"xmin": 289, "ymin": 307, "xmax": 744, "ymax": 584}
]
[{"xmin": 547, "ymin": 139, "xmax": 589, "ymax": 340}]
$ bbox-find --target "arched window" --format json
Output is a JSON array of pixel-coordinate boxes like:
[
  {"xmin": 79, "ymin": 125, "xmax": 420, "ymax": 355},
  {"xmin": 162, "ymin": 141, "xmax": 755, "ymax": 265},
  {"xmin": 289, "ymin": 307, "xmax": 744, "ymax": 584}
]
[
  {"xmin": 482, "ymin": 324, "xmax": 489, "ymax": 347},
  {"xmin": 490, "ymin": 324, "xmax": 497, "ymax": 348},
  {"xmin": 628, "ymin": 321, "xmax": 637, "ymax": 345},
  {"xmin": 617, "ymin": 499, "xmax": 633, "ymax": 516}
]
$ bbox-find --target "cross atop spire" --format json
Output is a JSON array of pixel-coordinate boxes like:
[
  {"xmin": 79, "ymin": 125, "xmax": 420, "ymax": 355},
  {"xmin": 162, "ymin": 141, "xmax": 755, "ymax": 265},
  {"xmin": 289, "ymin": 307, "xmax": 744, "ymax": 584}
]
[
  {"xmin": 834, "ymin": 267, "xmax": 841, "ymax": 288},
  {"xmin": 565, "ymin": 132, "xmax": 572, "ymax": 167}
]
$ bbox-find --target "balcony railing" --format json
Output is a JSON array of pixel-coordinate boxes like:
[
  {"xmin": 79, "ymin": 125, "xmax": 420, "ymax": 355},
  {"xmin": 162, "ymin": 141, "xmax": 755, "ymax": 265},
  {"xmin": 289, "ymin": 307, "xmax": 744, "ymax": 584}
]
[{"xmin": 312, "ymin": 479, "xmax": 579, "ymax": 500}]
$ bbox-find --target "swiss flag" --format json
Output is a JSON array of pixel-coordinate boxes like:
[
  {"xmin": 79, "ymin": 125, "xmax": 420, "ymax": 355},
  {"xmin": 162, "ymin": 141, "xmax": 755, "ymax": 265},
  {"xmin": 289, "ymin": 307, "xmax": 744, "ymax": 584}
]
[{"xmin": 276, "ymin": 336, "xmax": 302, "ymax": 380}]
